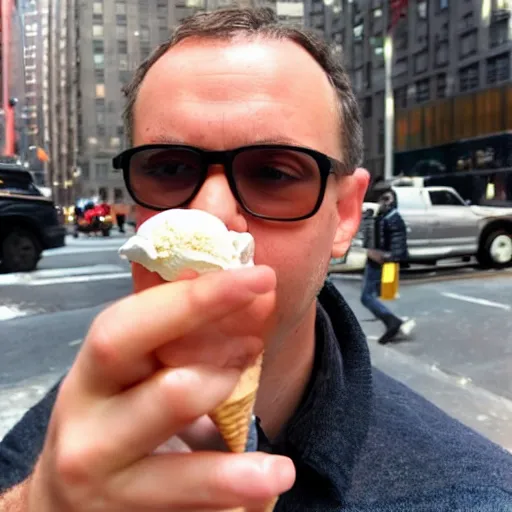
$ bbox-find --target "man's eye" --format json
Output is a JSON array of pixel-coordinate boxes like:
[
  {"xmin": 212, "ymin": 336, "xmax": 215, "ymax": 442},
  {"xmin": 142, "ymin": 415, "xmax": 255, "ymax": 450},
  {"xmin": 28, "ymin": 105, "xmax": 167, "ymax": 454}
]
[
  {"xmin": 256, "ymin": 166, "xmax": 300, "ymax": 182},
  {"xmin": 144, "ymin": 163, "xmax": 189, "ymax": 176}
]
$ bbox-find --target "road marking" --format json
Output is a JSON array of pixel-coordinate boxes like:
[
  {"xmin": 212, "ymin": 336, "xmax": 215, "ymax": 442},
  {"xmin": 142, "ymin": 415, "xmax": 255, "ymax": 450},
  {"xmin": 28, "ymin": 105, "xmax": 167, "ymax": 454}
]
[
  {"xmin": 30, "ymin": 272, "xmax": 132, "ymax": 286},
  {"xmin": 43, "ymin": 246, "xmax": 122, "ymax": 257},
  {"xmin": 0, "ymin": 305, "xmax": 31, "ymax": 321},
  {"xmin": 0, "ymin": 265, "xmax": 126, "ymax": 286},
  {"xmin": 68, "ymin": 339, "xmax": 82, "ymax": 347},
  {"xmin": 441, "ymin": 291, "xmax": 511, "ymax": 311}
]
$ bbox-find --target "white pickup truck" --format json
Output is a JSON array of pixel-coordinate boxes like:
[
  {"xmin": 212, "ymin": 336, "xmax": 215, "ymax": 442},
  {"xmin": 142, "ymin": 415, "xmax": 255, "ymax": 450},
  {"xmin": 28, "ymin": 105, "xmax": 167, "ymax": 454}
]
[{"xmin": 355, "ymin": 186, "xmax": 512, "ymax": 268}]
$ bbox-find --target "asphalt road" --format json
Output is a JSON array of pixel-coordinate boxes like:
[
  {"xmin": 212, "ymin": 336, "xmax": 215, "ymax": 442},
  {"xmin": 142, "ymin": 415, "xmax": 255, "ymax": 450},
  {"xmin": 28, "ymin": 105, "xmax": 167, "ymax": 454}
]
[{"xmin": 0, "ymin": 233, "xmax": 511, "ymax": 452}]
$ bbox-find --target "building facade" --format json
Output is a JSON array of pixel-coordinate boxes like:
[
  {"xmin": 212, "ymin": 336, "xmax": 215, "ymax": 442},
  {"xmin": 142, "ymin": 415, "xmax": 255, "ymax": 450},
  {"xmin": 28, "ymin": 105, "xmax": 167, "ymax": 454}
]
[
  {"xmin": 307, "ymin": 0, "xmax": 512, "ymax": 179},
  {"xmin": 77, "ymin": 0, "xmax": 285, "ymax": 206}
]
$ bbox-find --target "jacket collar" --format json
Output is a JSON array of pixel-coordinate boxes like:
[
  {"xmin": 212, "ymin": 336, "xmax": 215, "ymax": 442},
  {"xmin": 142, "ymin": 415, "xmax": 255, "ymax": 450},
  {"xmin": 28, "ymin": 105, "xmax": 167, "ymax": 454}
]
[{"xmin": 263, "ymin": 280, "xmax": 373, "ymax": 502}]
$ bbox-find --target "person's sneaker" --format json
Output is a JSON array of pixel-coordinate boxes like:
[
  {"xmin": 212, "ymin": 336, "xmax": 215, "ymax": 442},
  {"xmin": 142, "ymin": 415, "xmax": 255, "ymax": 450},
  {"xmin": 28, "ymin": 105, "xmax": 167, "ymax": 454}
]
[
  {"xmin": 400, "ymin": 318, "xmax": 416, "ymax": 337},
  {"xmin": 378, "ymin": 318, "xmax": 403, "ymax": 345}
]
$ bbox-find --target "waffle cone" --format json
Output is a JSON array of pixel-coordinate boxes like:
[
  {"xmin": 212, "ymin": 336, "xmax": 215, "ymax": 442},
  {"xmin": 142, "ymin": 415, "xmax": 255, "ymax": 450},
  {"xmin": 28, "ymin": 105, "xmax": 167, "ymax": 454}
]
[
  {"xmin": 227, "ymin": 495, "xmax": 278, "ymax": 512},
  {"xmin": 210, "ymin": 353, "xmax": 263, "ymax": 453}
]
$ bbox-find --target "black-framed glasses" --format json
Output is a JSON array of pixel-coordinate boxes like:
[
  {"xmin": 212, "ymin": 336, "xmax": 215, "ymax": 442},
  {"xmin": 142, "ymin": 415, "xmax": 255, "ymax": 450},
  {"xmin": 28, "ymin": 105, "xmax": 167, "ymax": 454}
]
[{"xmin": 112, "ymin": 144, "xmax": 352, "ymax": 221}]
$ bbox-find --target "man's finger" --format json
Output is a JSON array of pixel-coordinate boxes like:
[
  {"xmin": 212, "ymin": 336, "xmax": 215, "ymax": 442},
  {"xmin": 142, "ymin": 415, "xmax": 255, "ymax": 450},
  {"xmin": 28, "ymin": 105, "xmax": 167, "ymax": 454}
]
[
  {"xmin": 110, "ymin": 451, "xmax": 295, "ymax": 510},
  {"xmin": 76, "ymin": 265, "xmax": 276, "ymax": 394},
  {"xmin": 58, "ymin": 365, "xmax": 242, "ymax": 473}
]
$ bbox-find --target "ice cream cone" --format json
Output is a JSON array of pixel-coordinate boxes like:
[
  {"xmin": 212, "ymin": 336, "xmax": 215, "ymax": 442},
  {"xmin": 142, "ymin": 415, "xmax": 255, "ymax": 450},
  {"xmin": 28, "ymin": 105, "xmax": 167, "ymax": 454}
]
[
  {"xmin": 210, "ymin": 353, "xmax": 263, "ymax": 453},
  {"xmin": 227, "ymin": 495, "xmax": 278, "ymax": 512}
]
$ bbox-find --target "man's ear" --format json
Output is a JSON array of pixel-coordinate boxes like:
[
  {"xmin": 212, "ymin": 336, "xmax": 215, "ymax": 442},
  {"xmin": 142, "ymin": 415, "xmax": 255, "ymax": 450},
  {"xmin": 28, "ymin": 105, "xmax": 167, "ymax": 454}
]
[{"xmin": 332, "ymin": 168, "xmax": 370, "ymax": 258}]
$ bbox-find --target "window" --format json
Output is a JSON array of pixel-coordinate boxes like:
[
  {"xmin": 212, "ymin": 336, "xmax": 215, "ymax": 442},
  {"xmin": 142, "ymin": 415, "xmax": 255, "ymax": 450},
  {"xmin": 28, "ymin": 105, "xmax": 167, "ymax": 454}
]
[
  {"xmin": 429, "ymin": 190, "xmax": 465, "ymax": 206},
  {"xmin": 417, "ymin": 1, "xmax": 427, "ymax": 19},
  {"xmin": 140, "ymin": 27, "xmax": 150, "ymax": 42},
  {"xmin": 353, "ymin": 67, "xmax": 363, "ymax": 90},
  {"xmin": 114, "ymin": 188, "xmax": 124, "ymax": 202},
  {"xmin": 459, "ymin": 29, "xmax": 477, "ymax": 58},
  {"xmin": 94, "ymin": 68, "xmax": 105, "ymax": 81},
  {"xmin": 95, "ymin": 84, "xmax": 105, "ymax": 98},
  {"xmin": 93, "ymin": 1, "xmax": 103, "ymax": 14},
  {"xmin": 115, "ymin": 1, "xmax": 126, "ymax": 14},
  {"xmin": 459, "ymin": 63, "xmax": 479, "ymax": 92},
  {"xmin": 353, "ymin": 23, "xmax": 363, "ymax": 41},
  {"xmin": 110, "ymin": 137, "xmax": 121, "ymax": 148},
  {"xmin": 92, "ymin": 24, "xmax": 103, "ymax": 37},
  {"xmin": 93, "ymin": 40, "xmax": 104, "ymax": 53},
  {"xmin": 436, "ymin": 73, "xmax": 447, "ymax": 98},
  {"xmin": 362, "ymin": 97, "xmax": 372, "ymax": 118},
  {"xmin": 96, "ymin": 111, "xmax": 105, "ymax": 126},
  {"xmin": 119, "ymin": 70, "xmax": 131, "ymax": 84},
  {"xmin": 116, "ymin": 25, "xmax": 127, "ymax": 39},
  {"xmin": 93, "ymin": 54, "xmax": 104, "ymax": 68},
  {"xmin": 414, "ymin": 50, "xmax": 428, "ymax": 74},
  {"xmin": 119, "ymin": 54, "xmax": 128, "ymax": 71},
  {"xmin": 487, "ymin": 52, "xmax": 510, "ymax": 84},
  {"xmin": 394, "ymin": 57, "xmax": 408, "ymax": 76},
  {"xmin": 395, "ymin": 29, "xmax": 408, "ymax": 50},
  {"xmin": 117, "ymin": 125, "xmax": 125, "ymax": 137},
  {"xmin": 159, "ymin": 26, "xmax": 169, "ymax": 42},
  {"xmin": 394, "ymin": 86, "xmax": 407, "ymax": 109},
  {"xmin": 365, "ymin": 61, "xmax": 372, "ymax": 89},
  {"xmin": 435, "ymin": 41, "xmax": 449, "ymax": 67},
  {"xmin": 416, "ymin": 78, "xmax": 430, "ymax": 103},
  {"xmin": 461, "ymin": 12, "xmax": 474, "ymax": 30},
  {"xmin": 117, "ymin": 40, "xmax": 127, "ymax": 54},
  {"xmin": 99, "ymin": 186, "xmax": 108, "ymax": 200},
  {"xmin": 439, "ymin": 0, "xmax": 448, "ymax": 10},
  {"xmin": 490, "ymin": 19, "xmax": 509, "ymax": 48},
  {"xmin": 95, "ymin": 98, "xmax": 105, "ymax": 110},
  {"xmin": 377, "ymin": 119, "xmax": 384, "ymax": 154},
  {"xmin": 98, "ymin": 125, "xmax": 106, "ymax": 136},
  {"xmin": 116, "ymin": 14, "xmax": 127, "ymax": 26}
]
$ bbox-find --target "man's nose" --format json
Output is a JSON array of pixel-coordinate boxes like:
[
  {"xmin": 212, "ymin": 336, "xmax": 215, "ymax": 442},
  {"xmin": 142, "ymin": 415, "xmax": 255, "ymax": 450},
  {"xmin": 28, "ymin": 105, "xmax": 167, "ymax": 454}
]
[{"xmin": 188, "ymin": 165, "xmax": 248, "ymax": 232}]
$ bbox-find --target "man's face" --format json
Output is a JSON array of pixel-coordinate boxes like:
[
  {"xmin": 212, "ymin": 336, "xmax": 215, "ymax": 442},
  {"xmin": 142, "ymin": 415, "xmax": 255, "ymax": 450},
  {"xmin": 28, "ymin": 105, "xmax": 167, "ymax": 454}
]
[
  {"xmin": 131, "ymin": 37, "xmax": 368, "ymax": 340},
  {"xmin": 378, "ymin": 192, "xmax": 395, "ymax": 214}
]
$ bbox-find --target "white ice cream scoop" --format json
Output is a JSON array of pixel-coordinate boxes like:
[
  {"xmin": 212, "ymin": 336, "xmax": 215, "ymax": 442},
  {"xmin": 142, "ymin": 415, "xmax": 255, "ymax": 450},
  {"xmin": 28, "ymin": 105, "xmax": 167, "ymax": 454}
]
[{"xmin": 118, "ymin": 209, "xmax": 255, "ymax": 281}]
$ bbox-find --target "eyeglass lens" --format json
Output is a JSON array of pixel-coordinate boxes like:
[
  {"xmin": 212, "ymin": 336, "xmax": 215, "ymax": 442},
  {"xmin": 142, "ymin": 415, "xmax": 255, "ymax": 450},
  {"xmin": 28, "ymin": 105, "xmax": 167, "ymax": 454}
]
[{"xmin": 128, "ymin": 147, "xmax": 323, "ymax": 219}]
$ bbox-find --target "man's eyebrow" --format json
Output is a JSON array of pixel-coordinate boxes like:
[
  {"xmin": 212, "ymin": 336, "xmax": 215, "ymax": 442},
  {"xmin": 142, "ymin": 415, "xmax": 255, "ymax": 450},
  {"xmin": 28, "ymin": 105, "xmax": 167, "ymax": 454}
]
[{"xmin": 145, "ymin": 135, "xmax": 305, "ymax": 147}]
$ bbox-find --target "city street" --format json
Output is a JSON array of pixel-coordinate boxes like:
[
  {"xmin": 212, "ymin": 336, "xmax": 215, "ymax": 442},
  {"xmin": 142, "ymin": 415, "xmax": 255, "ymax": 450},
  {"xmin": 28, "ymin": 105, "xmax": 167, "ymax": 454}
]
[{"xmin": 0, "ymin": 235, "xmax": 511, "ymax": 454}]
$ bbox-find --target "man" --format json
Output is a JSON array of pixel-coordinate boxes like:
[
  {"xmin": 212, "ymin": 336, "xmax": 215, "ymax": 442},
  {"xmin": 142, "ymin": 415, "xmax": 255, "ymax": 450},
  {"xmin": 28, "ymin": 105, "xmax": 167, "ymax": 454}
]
[
  {"xmin": 360, "ymin": 189, "xmax": 412, "ymax": 344},
  {"xmin": 1, "ymin": 8, "xmax": 511, "ymax": 511}
]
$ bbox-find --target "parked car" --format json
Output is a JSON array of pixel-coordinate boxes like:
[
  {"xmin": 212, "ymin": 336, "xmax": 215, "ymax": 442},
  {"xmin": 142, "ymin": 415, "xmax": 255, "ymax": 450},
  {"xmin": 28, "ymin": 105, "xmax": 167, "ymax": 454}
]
[
  {"xmin": 0, "ymin": 167, "xmax": 66, "ymax": 272},
  {"xmin": 355, "ymin": 185, "xmax": 512, "ymax": 269}
]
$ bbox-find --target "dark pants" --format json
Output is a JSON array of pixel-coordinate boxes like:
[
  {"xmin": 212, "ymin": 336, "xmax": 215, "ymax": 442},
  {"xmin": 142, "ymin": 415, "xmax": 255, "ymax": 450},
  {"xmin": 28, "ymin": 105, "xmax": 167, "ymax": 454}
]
[
  {"xmin": 361, "ymin": 262, "xmax": 400, "ymax": 325},
  {"xmin": 116, "ymin": 214, "xmax": 126, "ymax": 233}
]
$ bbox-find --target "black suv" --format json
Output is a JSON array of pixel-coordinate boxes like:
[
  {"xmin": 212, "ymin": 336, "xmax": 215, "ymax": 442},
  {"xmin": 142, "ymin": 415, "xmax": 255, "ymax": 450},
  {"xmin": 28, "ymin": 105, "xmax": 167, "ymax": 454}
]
[{"xmin": 0, "ymin": 165, "xmax": 66, "ymax": 272}]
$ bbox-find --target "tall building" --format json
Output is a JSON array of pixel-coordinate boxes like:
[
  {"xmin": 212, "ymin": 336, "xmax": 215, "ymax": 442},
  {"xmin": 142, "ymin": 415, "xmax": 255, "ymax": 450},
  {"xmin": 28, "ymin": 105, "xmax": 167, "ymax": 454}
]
[
  {"xmin": 0, "ymin": 0, "xmax": 27, "ymax": 162},
  {"xmin": 42, "ymin": 0, "xmax": 79, "ymax": 204},
  {"xmin": 306, "ymin": 0, "xmax": 512, "ymax": 180},
  {"xmin": 77, "ymin": 0, "xmax": 204, "ymax": 204},
  {"xmin": 77, "ymin": 0, "xmax": 280, "ymax": 205}
]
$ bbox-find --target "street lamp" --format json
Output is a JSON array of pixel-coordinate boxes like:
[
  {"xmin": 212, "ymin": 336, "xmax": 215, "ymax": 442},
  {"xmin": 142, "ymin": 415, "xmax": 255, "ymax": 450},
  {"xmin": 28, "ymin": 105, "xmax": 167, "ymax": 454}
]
[{"xmin": 383, "ymin": 34, "xmax": 394, "ymax": 181}]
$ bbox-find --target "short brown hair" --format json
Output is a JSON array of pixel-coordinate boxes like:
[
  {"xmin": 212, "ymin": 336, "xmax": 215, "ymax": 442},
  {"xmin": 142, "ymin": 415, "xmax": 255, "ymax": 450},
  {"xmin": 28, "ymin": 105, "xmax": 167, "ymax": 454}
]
[{"xmin": 122, "ymin": 7, "xmax": 363, "ymax": 171}]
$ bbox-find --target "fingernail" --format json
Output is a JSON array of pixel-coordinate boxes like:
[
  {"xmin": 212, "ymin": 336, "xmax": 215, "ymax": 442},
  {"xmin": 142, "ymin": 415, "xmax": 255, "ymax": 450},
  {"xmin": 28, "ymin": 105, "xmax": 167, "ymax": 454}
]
[{"xmin": 263, "ymin": 456, "xmax": 296, "ymax": 492}]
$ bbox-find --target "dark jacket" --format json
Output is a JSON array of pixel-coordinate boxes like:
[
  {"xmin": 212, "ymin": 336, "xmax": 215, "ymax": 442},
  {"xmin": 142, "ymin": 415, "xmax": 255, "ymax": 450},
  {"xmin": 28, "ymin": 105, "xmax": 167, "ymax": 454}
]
[{"xmin": 363, "ymin": 208, "xmax": 408, "ymax": 263}]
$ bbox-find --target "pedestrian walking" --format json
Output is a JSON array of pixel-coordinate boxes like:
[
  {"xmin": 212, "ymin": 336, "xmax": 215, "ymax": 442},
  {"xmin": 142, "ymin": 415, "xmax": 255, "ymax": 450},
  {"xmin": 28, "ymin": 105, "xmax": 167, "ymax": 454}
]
[{"xmin": 361, "ymin": 189, "xmax": 415, "ymax": 344}]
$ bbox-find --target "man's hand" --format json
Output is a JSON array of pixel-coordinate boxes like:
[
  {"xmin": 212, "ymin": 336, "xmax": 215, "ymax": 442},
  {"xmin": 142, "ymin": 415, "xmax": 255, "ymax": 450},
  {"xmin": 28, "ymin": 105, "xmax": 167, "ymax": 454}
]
[
  {"xmin": 26, "ymin": 266, "xmax": 295, "ymax": 511},
  {"xmin": 366, "ymin": 249, "xmax": 386, "ymax": 265}
]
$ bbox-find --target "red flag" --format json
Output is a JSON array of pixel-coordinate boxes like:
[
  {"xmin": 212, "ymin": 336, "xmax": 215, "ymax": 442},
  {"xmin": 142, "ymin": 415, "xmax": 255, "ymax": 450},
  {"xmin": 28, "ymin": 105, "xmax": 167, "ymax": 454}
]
[{"xmin": 389, "ymin": 0, "xmax": 408, "ymax": 32}]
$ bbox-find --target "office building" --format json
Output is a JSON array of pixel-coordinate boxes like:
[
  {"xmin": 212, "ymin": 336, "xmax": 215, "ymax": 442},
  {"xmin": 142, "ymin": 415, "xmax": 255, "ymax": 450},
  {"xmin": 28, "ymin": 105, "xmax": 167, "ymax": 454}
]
[
  {"xmin": 307, "ymin": 0, "xmax": 512, "ymax": 179},
  {"xmin": 78, "ymin": 0, "xmax": 283, "ymax": 205}
]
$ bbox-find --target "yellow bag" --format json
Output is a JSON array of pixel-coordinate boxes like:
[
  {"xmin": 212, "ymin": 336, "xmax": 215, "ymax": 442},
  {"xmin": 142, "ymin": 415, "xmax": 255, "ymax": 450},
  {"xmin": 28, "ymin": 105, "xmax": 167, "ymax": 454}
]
[{"xmin": 380, "ymin": 262, "xmax": 399, "ymax": 300}]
